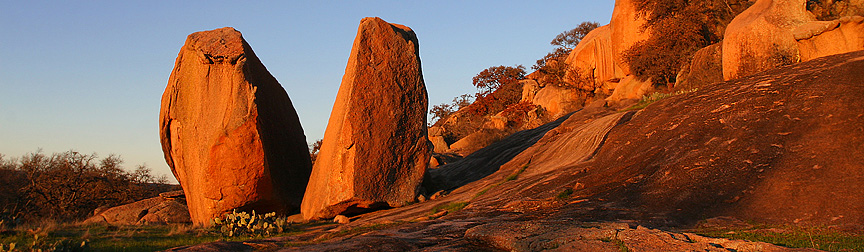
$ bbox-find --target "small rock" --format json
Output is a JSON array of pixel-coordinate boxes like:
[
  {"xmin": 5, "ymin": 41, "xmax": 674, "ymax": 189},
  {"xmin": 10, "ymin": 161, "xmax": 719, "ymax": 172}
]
[
  {"xmin": 334, "ymin": 215, "xmax": 350, "ymax": 224},
  {"xmin": 417, "ymin": 194, "xmax": 427, "ymax": 203},
  {"xmin": 429, "ymin": 191, "xmax": 445, "ymax": 200}
]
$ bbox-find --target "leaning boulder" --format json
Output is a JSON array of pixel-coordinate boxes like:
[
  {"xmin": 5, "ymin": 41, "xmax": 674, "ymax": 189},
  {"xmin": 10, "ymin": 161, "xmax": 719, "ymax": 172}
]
[
  {"xmin": 301, "ymin": 17, "xmax": 430, "ymax": 220},
  {"xmin": 722, "ymin": 0, "xmax": 814, "ymax": 80},
  {"xmin": 159, "ymin": 27, "xmax": 312, "ymax": 226}
]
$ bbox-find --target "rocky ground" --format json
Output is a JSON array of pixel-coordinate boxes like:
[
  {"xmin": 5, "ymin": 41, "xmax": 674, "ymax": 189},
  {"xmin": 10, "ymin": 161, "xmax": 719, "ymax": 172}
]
[{"xmin": 167, "ymin": 42, "xmax": 864, "ymax": 252}]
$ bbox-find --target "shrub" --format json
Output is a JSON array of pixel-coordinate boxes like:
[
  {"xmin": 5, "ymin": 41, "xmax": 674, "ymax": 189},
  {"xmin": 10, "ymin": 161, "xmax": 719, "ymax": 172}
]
[
  {"xmin": 0, "ymin": 150, "xmax": 171, "ymax": 224},
  {"xmin": 212, "ymin": 210, "xmax": 290, "ymax": 237}
]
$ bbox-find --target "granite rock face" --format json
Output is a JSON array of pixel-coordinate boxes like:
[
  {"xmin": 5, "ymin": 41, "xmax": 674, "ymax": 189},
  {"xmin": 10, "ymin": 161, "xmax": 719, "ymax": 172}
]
[
  {"xmin": 301, "ymin": 17, "xmax": 430, "ymax": 220},
  {"xmin": 160, "ymin": 27, "xmax": 312, "ymax": 226},
  {"xmin": 722, "ymin": 0, "xmax": 814, "ymax": 80}
]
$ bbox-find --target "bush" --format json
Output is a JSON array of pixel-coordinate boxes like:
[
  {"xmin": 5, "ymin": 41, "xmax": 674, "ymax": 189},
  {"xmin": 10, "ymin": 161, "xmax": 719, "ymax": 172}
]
[
  {"xmin": 0, "ymin": 150, "xmax": 171, "ymax": 224},
  {"xmin": 430, "ymin": 94, "xmax": 474, "ymax": 126},
  {"xmin": 212, "ymin": 210, "xmax": 290, "ymax": 237}
]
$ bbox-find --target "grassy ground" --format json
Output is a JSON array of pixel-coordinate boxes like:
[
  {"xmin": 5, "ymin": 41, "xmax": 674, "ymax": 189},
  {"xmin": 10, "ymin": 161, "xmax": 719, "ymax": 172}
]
[
  {"xmin": 0, "ymin": 221, "xmax": 334, "ymax": 251},
  {"xmin": 1, "ymin": 223, "xmax": 226, "ymax": 251},
  {"xmin": 693, "ymin": 224, "xmax": 864, "ymax": 251}
]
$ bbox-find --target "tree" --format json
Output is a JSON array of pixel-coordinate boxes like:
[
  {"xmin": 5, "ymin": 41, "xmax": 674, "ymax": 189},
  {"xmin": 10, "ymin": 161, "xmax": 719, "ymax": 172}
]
[
  {"xmin": 309, "ymin": 139, "xmax": 323, "ymax": 164},
  {"xmin": 534, "ymin": 22, "xmax": 600, "ymax": 87},
  {"xmin": 429, "ymin": 94, "xmax": 474, "ymax": 125},
  {"xmin": 472, "ymin": 65, "xmax": 526, "ymax": 98},
  {"xmin": 623, "ymin": 0, "xmax": 753, "ymax": 85},
  {"xmin": 550, "ymin": 21, "xmax": 601, "ymax": 50}
]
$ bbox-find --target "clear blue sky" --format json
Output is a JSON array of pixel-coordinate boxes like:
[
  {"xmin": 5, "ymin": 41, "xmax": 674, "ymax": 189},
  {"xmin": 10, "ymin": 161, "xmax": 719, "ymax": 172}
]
[{"xmin": 0, "ymin": 1, "xmax": 614, "ymax": 183}]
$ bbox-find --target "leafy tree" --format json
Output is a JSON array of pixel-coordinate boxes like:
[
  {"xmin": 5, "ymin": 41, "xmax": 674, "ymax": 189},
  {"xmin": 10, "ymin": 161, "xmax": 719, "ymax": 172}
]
[
  {"xmin": 309, "ymin": 139, "xmax": 323, "ymax": 164},
  {"xmin": 551, "ymin": 21, "xmax": 601, "ymax": 50},
  {"xmin": 534, "ymin": 22, "xmax": 600, "ymax": 87},
  {"xmin": 624, "ymin": 0, "xmax": 752, "ymax": 85},
  {"xmin": 472, "ymin": 65, "xmax": 526, "ymax": 98},
  {"xmin": 430, "ymin": 94, "xmax": 475, "ymax": 125}
]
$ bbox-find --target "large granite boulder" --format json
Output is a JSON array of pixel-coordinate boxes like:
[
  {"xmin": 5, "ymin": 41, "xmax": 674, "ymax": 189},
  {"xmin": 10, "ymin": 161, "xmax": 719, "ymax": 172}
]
[
  {"xmin": 675, "ymin": 43, "xmax": 724, "ymax": 91},
  {"xmin": 610, "ymin": 0, "xmax": 651, "ymax": 75},
  {"xmin": 722, "ymin": 0, "xmax": 815, "ymax": 80},
  {"xmin": 795, "ymin": 16, "xmax": 864, "ymax": 61},
  {"xmin": 564, "ymin": 25, "xmax": 624, "ymax": 94},
  {"xmin": 159, "ymin": 27, "xmax": 312, "ymax": 226},
  {"xmin": 301, "ymin": 17, "xmax": 430, "ymax": 220}
]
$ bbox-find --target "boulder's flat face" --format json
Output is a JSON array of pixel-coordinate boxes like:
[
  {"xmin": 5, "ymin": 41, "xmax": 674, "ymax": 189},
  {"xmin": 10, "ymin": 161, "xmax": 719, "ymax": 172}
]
[
  {"xmin": 160, "ymin": 27, "xmax": 311, "ymax": 226},
  {"xmin": 722, "ymin": 0, "xmax": 814, "ymax": 80},
  {"xmin": 796, "ymin": 16, "xmax": 864, "ymax": 61},
  {"xmin": 610, "ymin": 0, "xmax": 651, "ymax": 75},
  {"xmin": 300, "ymin": 17, "xmax": 430, "ymax": 220}
]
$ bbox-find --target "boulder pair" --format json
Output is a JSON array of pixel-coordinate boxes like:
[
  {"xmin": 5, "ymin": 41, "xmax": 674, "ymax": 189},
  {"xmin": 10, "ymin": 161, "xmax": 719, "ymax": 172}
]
[{"xmin": 159, "ymin": 17, "xmax": 430, "ymax": 225}]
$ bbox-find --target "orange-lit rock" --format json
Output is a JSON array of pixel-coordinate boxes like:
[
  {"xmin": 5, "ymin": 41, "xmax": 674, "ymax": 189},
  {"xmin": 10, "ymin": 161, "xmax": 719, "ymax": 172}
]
[
  {"xmin": 159, "ymin": 27, "xmax": 312, "ymax": 226},
  {"xmin": 564, "ymin": 25, "xmax": 625, "ymax": 93},
  {"xmin": 301, "ymin": 17, "xmax": 430, "ymax": 220},
  {"xmin": 795, "ymin": 16, "xmax": 864, "ymax": 61},
  {"xmin": 722, "ymin": 0, "xmax": 814, "ymax": 80},
  {"xmin": 610, "ymin": 0, "xmax": 651, "ymax": 75}
]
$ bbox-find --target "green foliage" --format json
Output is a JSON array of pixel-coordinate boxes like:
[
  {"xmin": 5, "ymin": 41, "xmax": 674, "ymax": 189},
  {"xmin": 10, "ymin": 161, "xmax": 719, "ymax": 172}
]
[
  {"xmin": 695, "ymin": 224, "xmax": 864, "ymax": 251},
  {"xmin": 624, "ymin": 88, "xmax": 698, "ymax": 111},
  {"xmin": 472, "ymin": 65, "xmax": 526, "ymax": 98},
  {"xmin": 473, "ymin": 162, "xmax": 531, "ymax": 200},
  {"xmin": 556, "ymin": 188, "xmax": 574, "ymax": 200},
  {"xmin": 212, "ymin": 210, "xmax": 290, "ymax": 238},
  {"xmin": 624, "ymin": 0, "xmax": 752, "ymax": 85},
  {"xmin": 430, "ymin": 202, "xmax": 468, "ymax": 214},
  {"xmin": 600, "ymin": 237, "xmax": 629, "ymax": 252}
]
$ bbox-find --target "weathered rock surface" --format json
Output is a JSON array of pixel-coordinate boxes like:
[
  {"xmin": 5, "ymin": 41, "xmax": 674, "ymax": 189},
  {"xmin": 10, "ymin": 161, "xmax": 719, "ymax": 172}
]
[
  {"xmin": 301, "ymin": 17, "xmax": 430, "ymax": 220},
  {"xmin": 531, "ymin": 85, "xmax": 588, "ymax": 118},
  {"xmin": 606, "ymin": 75, "xmax": 653, "ymax": 105},
  {"xmin": 160, "ymin": 27, "xmax": 312, "ymax": 225},
  {"xmin": 564, "ymin": 25, "xmax": 624, "ymax": 93},
  {"xmin": 465, "ymin": 220, "xmax": 813, "ymax": 252},
  {"xmin": 722, "ymin": 0, "xmax": 814, "ymax": 80},
  {"xmin": 795, "ymin": 16, "xmax": 864, "ymax": 61},
  {"xmin": 85, "ymin": 191, "xmax": 191, "ymax": 225},
  {"xmin": 675, "ymin": 43, "xmax": 724, "ymax": 91},
  {"xmin": 168, "ymin": 52, "xmax": 864, "ymax": 251},
  {"xmin": 610, "ymin": 0, "xmax": 651, "ymax": 75}
]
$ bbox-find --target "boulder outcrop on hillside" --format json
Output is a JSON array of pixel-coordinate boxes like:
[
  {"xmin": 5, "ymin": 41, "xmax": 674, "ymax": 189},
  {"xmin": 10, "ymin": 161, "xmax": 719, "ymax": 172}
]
[
  {"xmin": 563, "ymin": 25, "xmax": 623, "ymax": 93},
  {"xmin": 472, "ymin": 50, "xmax": 864, "ymax": 226},
  {"xmin": 160, "ymin": 27, "xmax": 312, "ymax": 225},
  {"xmin": 300, "ymin": 17, "xmax": 430, "ymax": 220},
  {"xmin": 85, "ymin": 191, "xmax": 191, "ymax": 225},
  {"xmin": 675, "ymin": 43, "xmax": 724, "ymax": 90},
  {"xmin": 722, "ymin": 0, "xmax": 814, "ymax": 80}
]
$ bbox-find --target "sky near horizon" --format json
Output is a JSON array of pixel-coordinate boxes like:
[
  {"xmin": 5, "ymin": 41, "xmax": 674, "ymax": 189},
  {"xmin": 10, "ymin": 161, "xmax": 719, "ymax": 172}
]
[{"xmin": 0, "ymin": 1, "xmax": 615, "ymax": 183}]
